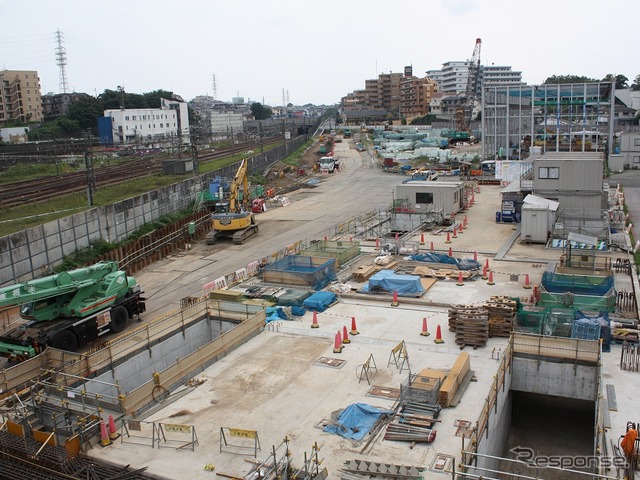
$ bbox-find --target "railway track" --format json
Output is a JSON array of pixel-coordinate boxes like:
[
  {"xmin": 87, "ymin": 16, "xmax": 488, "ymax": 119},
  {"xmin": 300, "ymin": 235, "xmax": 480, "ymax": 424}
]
[{"xmin": 0, "ymin": 139, "xmax": 278, "ymax": 209}]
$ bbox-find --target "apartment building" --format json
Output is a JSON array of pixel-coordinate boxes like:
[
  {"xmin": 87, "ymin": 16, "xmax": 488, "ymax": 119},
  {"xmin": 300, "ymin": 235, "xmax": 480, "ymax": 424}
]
[
  {"xmin": 42, "ymin": 92, "xmax": 91, "ymax": 120},
  {"xmin": 0, "ymin": 70, "xmax": 43, "ymax": 124},
  {"xmin": 427, "ymin": 63, "xmax": 523, "ymax": 95},
  {"xmin": 399, "ymin": 70, "xmax": 438, "ymax": 120}
]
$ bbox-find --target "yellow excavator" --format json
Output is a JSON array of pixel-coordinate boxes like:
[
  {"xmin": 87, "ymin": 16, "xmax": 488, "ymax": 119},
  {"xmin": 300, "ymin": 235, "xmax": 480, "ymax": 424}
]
[{"xmin": 205, "ymin": 159, "xmax": 259, "ymax": 245}]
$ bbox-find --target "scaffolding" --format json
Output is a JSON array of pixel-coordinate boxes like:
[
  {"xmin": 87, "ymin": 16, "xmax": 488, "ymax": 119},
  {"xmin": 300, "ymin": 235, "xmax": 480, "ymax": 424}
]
[{"xmin": 482, "ymin": 82, "xmax": 615, "ymax": 161}]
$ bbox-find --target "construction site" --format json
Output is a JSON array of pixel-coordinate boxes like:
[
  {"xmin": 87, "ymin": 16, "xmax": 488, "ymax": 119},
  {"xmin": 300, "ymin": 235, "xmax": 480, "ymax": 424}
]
[{"xmin": 1, "ymin": 121, "xmax": 640, "ymax": 480}]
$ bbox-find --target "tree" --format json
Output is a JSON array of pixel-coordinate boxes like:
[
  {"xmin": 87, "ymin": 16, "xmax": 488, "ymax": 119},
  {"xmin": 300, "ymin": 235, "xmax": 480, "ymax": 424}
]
[
  {"xmin": 602, "ymin": 74, "xmax": 629, "ymax": 89},
  {"xmin": 66, "ymin": 95, "xmax": 104, "ymax": 133},
  {"xmin": 250, "ymin": 102, "xmax": 272, "ymax": 120},
  {"xmin": 631, "ymin": 75, "xmax": 640, "ymax": 91},
  {"xmin": 543, "ymin": 75, "xmax": 599, "ymax": 84}
]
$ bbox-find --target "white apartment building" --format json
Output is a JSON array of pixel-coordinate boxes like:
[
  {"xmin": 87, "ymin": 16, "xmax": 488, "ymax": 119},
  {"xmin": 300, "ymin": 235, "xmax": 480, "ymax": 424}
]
[
  {"xmin": 480, "ymin": 65, "xmax": 524, "ymax": 88},
  {"xmin": 427, "ymin": 61, "xmax": 470, "ymax": 95},
  {"xmin": 427, "ymin": 63, "xmax": 524, "ymax": 95},
  {"xmin": 103, "ymin": 98, "xmax": 189, "ymax": 145}
]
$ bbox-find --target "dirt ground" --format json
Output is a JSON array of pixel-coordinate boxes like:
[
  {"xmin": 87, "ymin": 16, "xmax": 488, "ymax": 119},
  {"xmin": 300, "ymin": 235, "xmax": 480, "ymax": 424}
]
[{"xmin": 261, "ymin": 137, "xmax": 327, "ymax": 196}]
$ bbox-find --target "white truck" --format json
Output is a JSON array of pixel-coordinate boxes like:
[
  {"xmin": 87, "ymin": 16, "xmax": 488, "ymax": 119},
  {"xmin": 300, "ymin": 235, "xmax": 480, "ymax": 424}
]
[{"xmin": 318, "ymin": 156, "xmax": 340, "ymax": 173}]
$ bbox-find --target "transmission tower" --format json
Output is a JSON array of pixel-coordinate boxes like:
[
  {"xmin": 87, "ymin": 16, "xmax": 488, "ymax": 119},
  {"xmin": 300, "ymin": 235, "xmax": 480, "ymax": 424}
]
[
  {"xmin": 286, "ymin": 90, "xmax": 290, "ymax": 105},
  {"xmin": 55, "ymin": 29, "xmax": 69, "ymax": 94},
  {"xmin": 281, "ymin": 88, "xmax": 286, "ymax": 107},
  {"xmin": 212, "ymin": 74, "xmax": 218, "ymax": 100}
]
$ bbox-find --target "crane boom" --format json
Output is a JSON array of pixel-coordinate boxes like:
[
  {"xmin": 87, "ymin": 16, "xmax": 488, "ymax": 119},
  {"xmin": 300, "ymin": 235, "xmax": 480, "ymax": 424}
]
[{"xmin": 463, "ymin": 38, "xmax": 482, "ymax": 129}]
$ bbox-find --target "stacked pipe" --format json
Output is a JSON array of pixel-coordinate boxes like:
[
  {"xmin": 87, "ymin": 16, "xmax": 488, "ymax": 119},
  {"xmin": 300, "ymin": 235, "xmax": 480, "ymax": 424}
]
[{"xmin": 383, "ymin": 402, "xmax": 440, "ymax": 443}]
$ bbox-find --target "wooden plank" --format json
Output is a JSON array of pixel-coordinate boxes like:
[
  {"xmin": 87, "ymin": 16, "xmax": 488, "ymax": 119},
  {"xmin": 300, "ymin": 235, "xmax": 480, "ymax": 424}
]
[{"xmin": 606, "ymin": 384, "xmax": 617, "ymax": 411}]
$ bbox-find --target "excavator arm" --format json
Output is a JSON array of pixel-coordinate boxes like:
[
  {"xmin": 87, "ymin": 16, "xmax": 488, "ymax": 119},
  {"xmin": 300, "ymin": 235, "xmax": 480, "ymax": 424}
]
[{"xmin": 228, "ymin": 159, "xmax": 249, "ymax": 213}]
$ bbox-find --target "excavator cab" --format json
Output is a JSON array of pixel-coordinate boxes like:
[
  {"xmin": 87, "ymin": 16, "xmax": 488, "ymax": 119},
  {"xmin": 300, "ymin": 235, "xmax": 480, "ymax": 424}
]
[{"xmin": 214, "ymin": 201, "xmax": 230, "ymax": 214}]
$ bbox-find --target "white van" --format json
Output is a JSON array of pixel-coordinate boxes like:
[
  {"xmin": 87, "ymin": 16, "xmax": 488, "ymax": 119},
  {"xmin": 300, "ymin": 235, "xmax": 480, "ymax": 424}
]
[{"xmin": 319, "ymin": 156, "xmax": 339, "ymax": 173}]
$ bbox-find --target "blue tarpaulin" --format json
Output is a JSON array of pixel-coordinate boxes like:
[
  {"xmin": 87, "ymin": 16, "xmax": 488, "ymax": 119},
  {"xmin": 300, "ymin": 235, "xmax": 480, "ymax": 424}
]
[
  {"xmin": 361, "ymin": 270, "xmax": 424, "ymax": 296},
  {"xmin": 323, "ymin": 403, "xmax": 393, "ymax": 441},
  {"xmin": 302, "ymin": 291, "xmax": 337, "ymax": 312},
  {"xmin": 408, "ymin": 253, "xmax": 481, "ymax": 271},
  {"xmin": 265, "ymin": 307, "xmax": 289, "ymax": 323}
]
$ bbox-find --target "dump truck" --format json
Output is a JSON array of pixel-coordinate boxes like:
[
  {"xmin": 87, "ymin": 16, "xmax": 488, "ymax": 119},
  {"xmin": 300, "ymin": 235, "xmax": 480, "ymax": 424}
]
[{"xmin": 0, "ymin": 261, "xmax": 146, "ymax": 360}]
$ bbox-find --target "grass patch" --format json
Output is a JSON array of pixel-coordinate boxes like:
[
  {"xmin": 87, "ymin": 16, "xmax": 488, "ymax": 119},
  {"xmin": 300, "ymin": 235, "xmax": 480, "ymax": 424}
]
[{"xmin": 0, "ymin": 140, "xmax": 306, "ymax": 238}]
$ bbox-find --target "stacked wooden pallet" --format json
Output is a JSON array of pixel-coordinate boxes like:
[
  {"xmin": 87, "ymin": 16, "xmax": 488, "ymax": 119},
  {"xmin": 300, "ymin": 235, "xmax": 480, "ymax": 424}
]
[
  {"xmin": 448, "ymin": 305, "xmax": 488, "ymax": 349},
  {"xmin": 486, "ymin": 296, "xmax": 517, "ymax": 338},
  {"xmin": 352, "ymin": 261, "xmax": 398, "ymax": 282},
  {"xmin": 439, "ymin": 352, "xmax": 471, "ymax": 407}
]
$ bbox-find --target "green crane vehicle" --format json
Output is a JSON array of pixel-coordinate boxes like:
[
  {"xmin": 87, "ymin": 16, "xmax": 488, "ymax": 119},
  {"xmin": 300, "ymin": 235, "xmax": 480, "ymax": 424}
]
[{"xmin": 0, "ymin": 261, "xmax": 145, "ymax": 360}]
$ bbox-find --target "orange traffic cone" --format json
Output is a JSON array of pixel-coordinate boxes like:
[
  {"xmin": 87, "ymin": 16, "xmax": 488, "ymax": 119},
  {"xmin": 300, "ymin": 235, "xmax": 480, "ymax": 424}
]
[
  {"xmin": 434, "ymin": 325, "xmax": 444, "ymax": 344},
  {"xmin": 473, "ymin": 251, "xmax": 478, "ymax": 262},
  {"xmin": 484, "ymin": 258, "xmax": 490, "ymax": 270},
  {"xmin": 100, "ymin": 420, "xmax": 111, "ymax": 447},
  {"xmin": 452, "ymin": 226, "xmax": 458, "ymax": 238},
  {"xmin": 342, "ymin": 325, "xmax": 351, "ymax": 344},
  {"xmin": 482, "ymin": 265, "xmax": 488, "ymax": 280},
  {"xmin": 391, "ymin": 290, "xmax": 399, "ymax": 307},
  {"xmin": 456, "ymin": 271, "xmax": 464, "ymax": 286},
  {"xmin": 448, "ymin": 246, "xmax": 453, "ymax": 257},
  {"xmin": 375, "ymin": 238, "xmax": 379, "ymax": 249},
  {"xmin": 420, "ymin": 233, "xmax": 425, "ymax": 245},
  {"xmin": 445, "ymin": 232, "xmax": 451, "ymax": 244},
  {"xmin": 333, "ymin": 332, "xmax": 343, "ymax": 353},
  {"xmin": 487, "ymin": 271, "xmax": 495, "ymax": 285},
  {"xmin": 523, "ymin": 274, "xmax": 532, "ymax": 289},
  {"xmin": 420, "ymin": 317, "xmax": 430, "ymax": 337},
  {"xmin": 108, "ymin": 414, "xmax": 119, "ymax": 440},
  {"xmin": 458, "ymin": 222, "xmax": 464, "ymax": 233},
  {"xmin": 430, "ymin": 241, "xmax": 435, "ymax": 252},
  {"xmin": 463, "ymin": 215, "xmax": 468, "ymax": 226},
  {"xmin": 311, "ymin": 310, "xmax": 319, "ymax": 328},
  {"xmin": 350, "ymin": 316, "xmax": 359, "ymax": 335}
]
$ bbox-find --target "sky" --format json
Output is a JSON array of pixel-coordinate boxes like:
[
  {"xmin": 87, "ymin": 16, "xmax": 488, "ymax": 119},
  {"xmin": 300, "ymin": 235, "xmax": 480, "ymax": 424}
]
[{"xmin": 1, "ymin": 0, "xmax": 639, "ymax": 106}]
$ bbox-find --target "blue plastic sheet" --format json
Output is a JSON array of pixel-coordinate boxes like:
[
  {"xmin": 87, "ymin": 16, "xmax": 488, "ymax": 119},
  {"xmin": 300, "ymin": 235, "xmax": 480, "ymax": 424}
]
[
  {"xmin": 407, "ymin": 253, "xmax": 481, "ymax": 271},
  {"xmin": 361, "ymin": 270, "xmax": 424, "ymax": 296},
  {"xmin": 291, "ymin": 306, "xmax": 306, "ymax": 317},
  {"xmin": 302, "ymin": 291, "xmax": 337, "ymax": 312},
  {"xmin": 323, "ymin": 403, "xmax": 393, "ymax": 441},
  {"xmin": 265, "ymin": 307, "xmax": 289, "ymax": 323}
]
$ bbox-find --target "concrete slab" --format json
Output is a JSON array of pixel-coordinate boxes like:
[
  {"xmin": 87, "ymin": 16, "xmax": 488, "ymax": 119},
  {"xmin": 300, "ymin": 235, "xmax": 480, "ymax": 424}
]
[
  {"xmin": 85, "ymin": 140, "xmax": 639, "ymax": 478},
  {"xmin": 89, "ymin": 299, "xmax": 509, "ymax": 480}
]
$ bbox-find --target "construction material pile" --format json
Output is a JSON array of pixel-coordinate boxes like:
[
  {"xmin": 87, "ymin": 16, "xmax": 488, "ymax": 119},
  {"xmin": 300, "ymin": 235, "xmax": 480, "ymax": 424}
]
[
  {"xmin": 486, "ymin": 296, "xmax": 517, "ymax": 338},
  {"xmin": 448, "ymin": 305, "xmax": 489, "ymax": 349},
  {"xmin": 439, "ymin": 352, "xmax": 471, "ymax": 407},
  {"xmin": 384, "ymin": 402, "xmax": 440, "ymax": 443}
]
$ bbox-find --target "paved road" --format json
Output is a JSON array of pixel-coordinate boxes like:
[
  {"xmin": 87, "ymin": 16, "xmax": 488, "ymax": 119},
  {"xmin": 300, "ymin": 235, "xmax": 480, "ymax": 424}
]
[{"xmin": 137, "ymin": 139, "xmax": 408, "ymax": 319}]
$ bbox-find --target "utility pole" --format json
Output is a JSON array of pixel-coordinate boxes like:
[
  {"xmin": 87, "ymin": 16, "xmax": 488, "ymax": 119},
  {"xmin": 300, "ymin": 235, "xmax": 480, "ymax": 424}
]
[{"xmin": 84, "ymin": 141, "xmax": 96, "ymax": 206}]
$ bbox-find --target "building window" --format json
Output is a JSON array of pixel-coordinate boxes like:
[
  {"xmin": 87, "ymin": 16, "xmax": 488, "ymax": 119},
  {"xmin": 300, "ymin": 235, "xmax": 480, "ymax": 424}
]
[
  {"xmin": 415, "ymin": 192, "xmax": 434, "ymax": 204},
  {"xmin": 634, "ymin": 138, "xmax": 640, "ymax": 147},
  {"xmin": 125, "ymin": 116, "xmax": 130, "ymax": 121},
  {"xmin": 538, "ymin": 167, "xmax": 559, "ymax": 179},
  {"xmin": 633, "ymin": 156, "xmax": 640, "ymax": 164},
  {"xmin": 160, "ymin": 123, "xmax": 163, "ymax": 128},
  {"xmin": 132, "ymin": 116, "xmax": 137, "ymax": 120}
]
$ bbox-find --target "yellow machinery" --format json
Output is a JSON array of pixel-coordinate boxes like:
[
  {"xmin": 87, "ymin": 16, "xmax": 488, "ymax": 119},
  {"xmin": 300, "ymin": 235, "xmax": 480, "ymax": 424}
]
[{"xmin": 205, "ymin": 159, "xmax": 259, "ymax": 245}]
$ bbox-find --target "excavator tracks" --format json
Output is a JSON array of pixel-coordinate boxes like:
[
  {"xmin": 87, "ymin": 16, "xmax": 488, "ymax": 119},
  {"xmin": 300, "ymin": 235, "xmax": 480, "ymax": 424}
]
[{"xmin": 232, "ymin": 225, "xmax": 259, "ymax": 244}]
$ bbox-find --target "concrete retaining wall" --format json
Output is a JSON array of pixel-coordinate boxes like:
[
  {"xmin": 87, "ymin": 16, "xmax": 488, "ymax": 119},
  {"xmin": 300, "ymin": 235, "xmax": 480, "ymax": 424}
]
[
  {"xmin": 0, "ymin": 135, "xmax": 309, "ymax": 286},
  {"xmin": 510, "ymin": 356, "xmax": 598, "ymax": 401}
]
